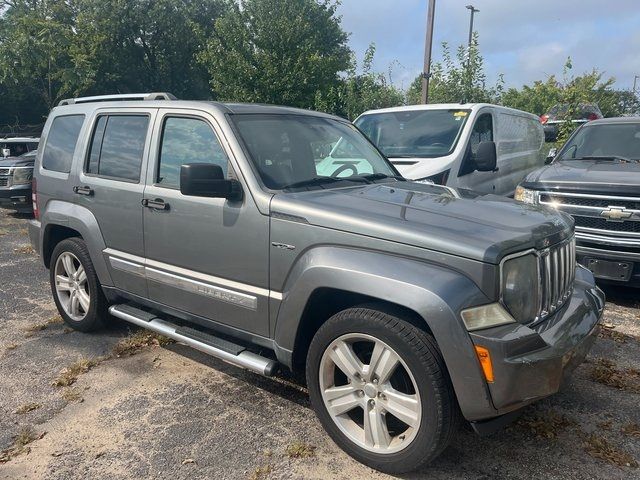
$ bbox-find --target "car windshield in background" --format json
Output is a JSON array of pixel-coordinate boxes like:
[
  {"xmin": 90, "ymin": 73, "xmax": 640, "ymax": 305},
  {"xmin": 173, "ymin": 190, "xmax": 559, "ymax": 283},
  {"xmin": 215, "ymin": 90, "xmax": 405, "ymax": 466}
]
[
  {"xmin": 558, "ymin": 123, "xmax": 640, "ymax": 161},
  {"xmin": 354, "ymin": 109, "xmax": 470, "ymax": 158},
  {"xmin": 231, "ymin": 114, "xmax": 398, "ymax": 190}
]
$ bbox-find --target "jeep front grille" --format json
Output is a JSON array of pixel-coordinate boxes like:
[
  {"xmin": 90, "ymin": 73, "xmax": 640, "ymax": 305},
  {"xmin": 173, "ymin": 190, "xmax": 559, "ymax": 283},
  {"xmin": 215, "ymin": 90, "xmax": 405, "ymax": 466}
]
[{"xmin": 538, "ymin": 236, "xmax": 576, "ymax": 320}]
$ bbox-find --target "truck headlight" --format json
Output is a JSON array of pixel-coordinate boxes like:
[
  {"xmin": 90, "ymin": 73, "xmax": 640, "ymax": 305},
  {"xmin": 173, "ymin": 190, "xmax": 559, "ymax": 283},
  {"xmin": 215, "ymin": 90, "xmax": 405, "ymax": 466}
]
[
  {"xmin": 514, "ymin": 185, "xmax": 536, "ymax": 204},
  {"xmin": 501, "ymin": 253, "xmax": 540, "ymax": 323},
  {"xmin": 12, "ymin": 167, "xmax": 33, "ymax": 185}
]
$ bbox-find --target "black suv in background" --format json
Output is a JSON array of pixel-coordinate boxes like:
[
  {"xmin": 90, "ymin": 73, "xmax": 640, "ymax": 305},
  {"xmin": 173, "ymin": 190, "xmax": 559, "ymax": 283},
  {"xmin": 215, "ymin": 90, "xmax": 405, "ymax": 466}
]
[
  {"xmin": 540, "ymin": 103, "xmax": 603, "ymax": 142},
  {"xmin": 0, "ymin": 150, "xmax": 37, "ymax": 213},
  {"xmin": 516, "ymin": 117, "xmax": 640, "ymax": 286}
]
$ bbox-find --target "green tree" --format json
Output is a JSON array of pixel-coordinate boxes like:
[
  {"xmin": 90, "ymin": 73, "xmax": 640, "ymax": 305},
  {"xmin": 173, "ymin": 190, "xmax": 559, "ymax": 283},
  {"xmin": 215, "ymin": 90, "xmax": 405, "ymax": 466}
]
[
  {"xmin": 198, "ymin": 0, "xmax": 351, "ymax": 107},
  {"xmin": 406, "ymin": 33, "xmax": 503, "ymax": 105},
  {"xmin": 314, "ymin": 43, "xmax": 404, "ymax": 119}
]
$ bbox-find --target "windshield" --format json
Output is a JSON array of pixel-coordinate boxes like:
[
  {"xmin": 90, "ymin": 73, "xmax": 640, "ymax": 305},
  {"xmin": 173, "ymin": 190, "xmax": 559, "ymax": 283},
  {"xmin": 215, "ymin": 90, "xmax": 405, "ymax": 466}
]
[
  {"xmin": 557, "ymin": 123, "xmax": 640, "ymax": 161},
  {"xmin": 354, "ymin": 109, "xmax": 470, "ymax": 158},
  {"xmin": 231, "ymin": 114, "xmax": 398, "ymax": 190}
]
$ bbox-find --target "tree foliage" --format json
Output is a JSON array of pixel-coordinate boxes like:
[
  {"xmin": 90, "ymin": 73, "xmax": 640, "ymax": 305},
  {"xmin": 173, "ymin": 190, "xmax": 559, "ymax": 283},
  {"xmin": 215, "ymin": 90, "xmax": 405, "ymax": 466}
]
[
  {"xmin": 198, "ymin": 0, "xmax": 351, "ymax": 108},
  {"xmin": 406, "ymin": 33, "xmax": 504, "ymax": 105},
  {"xmin": 314, "ymin": 43, "xmax": 404, "ymax": 120}
]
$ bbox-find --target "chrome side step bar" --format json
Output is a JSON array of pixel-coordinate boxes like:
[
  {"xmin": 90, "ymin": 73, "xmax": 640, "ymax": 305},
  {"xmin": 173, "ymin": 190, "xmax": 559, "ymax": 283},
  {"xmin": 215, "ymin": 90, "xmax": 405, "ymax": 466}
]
[{"xmin": 109, "ymin": 304, "xmax": 278, "ymax": 376}]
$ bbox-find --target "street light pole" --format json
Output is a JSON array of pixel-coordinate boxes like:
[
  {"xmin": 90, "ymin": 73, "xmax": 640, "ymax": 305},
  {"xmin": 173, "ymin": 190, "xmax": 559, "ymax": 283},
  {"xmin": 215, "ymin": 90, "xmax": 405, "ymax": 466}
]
[
  {"xmin": 421, "ymin": 0, "xmax": 436, "ymax": 104},
  {"xmin": 465, "ymin": 5, "xmax": 479, "ymax": 72}
]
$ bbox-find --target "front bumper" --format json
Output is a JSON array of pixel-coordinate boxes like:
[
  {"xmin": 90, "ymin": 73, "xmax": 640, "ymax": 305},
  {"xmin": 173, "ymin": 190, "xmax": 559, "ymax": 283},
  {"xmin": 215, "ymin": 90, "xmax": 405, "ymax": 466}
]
[
  {"xmin": 468, "ymin": 265, "xmax": 604, "ymax": 417},
  {"xmin": 576, "ymin": 241, "xmax": 640, "ymax": 287},
  {"xmin": 0, "ymin": 185, "xmax": 32, "ymax": 211}
]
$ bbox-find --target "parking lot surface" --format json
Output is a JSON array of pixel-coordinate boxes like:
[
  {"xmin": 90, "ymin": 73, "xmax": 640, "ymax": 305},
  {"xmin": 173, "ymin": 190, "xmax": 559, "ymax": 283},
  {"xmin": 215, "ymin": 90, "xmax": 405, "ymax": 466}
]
[{"xmin": 0, "ymin": 209, "xmax": 639, "ymax": 480}]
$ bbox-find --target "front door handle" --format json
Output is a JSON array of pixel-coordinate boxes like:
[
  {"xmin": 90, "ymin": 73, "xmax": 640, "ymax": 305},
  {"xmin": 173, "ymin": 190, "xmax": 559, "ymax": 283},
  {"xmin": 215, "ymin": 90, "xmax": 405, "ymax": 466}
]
[
  {"xmin": 142, "ymin": 198, "xmax": 169, "ymax": 211},
  {"xmin": 73, "ymin": 185, "xmax": 94, "ymax": 196}
]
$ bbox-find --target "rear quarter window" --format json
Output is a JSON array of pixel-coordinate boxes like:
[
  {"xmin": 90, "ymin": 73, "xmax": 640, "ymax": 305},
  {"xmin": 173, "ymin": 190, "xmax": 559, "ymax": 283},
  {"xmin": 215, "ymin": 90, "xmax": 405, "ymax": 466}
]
[{"xmin": 42, "ymin": 115, "xmax": 85, "ymax": 173}]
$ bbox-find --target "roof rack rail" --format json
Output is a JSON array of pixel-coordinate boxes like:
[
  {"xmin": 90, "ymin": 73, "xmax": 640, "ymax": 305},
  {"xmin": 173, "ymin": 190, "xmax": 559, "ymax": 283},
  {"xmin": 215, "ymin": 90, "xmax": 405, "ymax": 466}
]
[{"xmin": 58, "ymin": 92, "xmax": 177, "ymax": 106}]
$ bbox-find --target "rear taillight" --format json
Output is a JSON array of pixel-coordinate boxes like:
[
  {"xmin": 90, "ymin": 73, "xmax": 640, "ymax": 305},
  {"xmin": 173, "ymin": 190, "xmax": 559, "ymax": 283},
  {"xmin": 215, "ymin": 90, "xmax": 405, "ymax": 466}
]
[
  {"xmin": 32, "ymin": 177, "xmax": 38, "ymax": 220},
  {"xmin": 540, "ymin": 114, "xmax": 549, "ymax": 125},
  {"xmin": 587, "ymin": 113, "xmax": 599, "ymax": 121}
]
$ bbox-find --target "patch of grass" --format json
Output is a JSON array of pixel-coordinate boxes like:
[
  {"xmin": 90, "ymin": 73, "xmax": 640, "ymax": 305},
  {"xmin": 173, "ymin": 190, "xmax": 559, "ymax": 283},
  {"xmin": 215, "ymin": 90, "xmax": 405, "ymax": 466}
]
[
  {"xmin": 516, "ymin": 410, "xmax": 575, "ymax": 439},
  {"xmin": 14, "ymin": 403, "xmax": 41, "ymax": 414},
  {"xmin": 24, "ymin": 315, "xmax": 64, "ymax": 337},
  {"xmin": 599, "ymin": 327, "xmax": 632, "ymax": 344},
  {"xmin": 285, "ymin": 441, "xmax": 316, "ymax": 458},
  {"xmin": 18, "ymin": 227, "xmax": 28, "ymax": 236},
  {"xmin": 52, "ymin": 357, "xmax": 102, "ymax": 388},
  {"xmin": 61, "ymin": 387, "xmax": 84, "ymax": 403},
  {"xmin": 5, "ymin": 343, "xmax": 19, "ymax": 352},
  {"xmin": 588, "ymin": 358, "xmax": 640, "ymax": 393},
  {"xmin": 622, "ymin": 423, "xmax": 640, "ymax": 437},
  {"xmin": 112, "ymin": 330, "xmax": 173, "ymax": 357},
  {"xmin": 13, "ymin": 245, "xmax": 34, "ymax": 255},
  {"xmin": 583, "ymin": 433, "xmax": 638, "ymax": 468},
  {"xmin": 0, "ymin": 427, "xmax": 42, "ymax": 463},
  {"xmin": 249, "ymin": 465, "xmax": 272, "ymax": 480}
]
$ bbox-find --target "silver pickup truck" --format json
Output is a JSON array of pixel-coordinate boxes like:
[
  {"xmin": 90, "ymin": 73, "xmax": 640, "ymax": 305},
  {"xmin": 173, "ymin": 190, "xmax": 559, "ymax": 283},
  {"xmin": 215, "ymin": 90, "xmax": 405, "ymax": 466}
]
[{"xmin": 29, "ymin": 93, "xmax": 604, "ymax": 473}]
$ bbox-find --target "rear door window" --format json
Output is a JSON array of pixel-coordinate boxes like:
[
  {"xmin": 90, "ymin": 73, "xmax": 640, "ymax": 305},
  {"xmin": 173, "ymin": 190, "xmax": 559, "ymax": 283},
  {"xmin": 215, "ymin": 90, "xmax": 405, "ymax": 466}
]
[
  {"xmin": 86, "ymin": 115, "xmax": 149, "ymax": 182},
  {"xmin": 42, "ymin": 115, "xmax": 85, "ymax": 173}
]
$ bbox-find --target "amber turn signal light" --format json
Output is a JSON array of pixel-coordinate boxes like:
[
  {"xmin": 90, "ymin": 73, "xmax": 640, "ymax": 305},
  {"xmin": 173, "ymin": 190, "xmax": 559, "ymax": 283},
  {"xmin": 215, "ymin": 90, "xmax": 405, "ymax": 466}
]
[{"xmin": 475, "ymin": 346, "xmax": 494, "ymax": 383}]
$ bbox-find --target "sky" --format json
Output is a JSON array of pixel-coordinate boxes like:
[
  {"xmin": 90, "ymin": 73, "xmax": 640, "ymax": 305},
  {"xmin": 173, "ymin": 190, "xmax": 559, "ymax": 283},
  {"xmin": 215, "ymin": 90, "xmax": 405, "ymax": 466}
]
[{"xmin": 337, "ymin": 0, "xmax": 640, "ymax": 92}]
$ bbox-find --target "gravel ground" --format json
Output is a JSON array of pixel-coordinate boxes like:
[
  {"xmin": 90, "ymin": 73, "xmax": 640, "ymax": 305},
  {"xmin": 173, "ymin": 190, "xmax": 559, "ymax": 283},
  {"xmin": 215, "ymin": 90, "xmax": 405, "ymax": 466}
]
[{"xmin": 0, "ymin": 208, "xmax": 639, "ymax": 480}]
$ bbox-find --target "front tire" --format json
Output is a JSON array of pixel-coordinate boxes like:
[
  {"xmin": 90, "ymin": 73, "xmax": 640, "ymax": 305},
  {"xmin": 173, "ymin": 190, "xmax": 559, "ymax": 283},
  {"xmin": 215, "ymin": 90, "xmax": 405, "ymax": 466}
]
[
  {"xmin": 50, "ymin": 238, "xmax": 108, "ymax": 332},
  {"xmin": 306, "ymin": 308, "xmax": 459, "ymax": 474}
]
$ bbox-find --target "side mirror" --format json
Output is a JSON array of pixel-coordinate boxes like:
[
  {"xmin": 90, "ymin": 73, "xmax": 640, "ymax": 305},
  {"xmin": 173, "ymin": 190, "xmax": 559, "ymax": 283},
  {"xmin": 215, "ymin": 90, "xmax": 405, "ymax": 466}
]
[
  {"xmin": 180, "ymin": 163, "xmax": 242, "ymax": 201},
  {"xmin": 475, "ymin": 141, "xmax": 497, "ymax": 172},
  {"xmin": 545, "ymin": 147, "xmax": 557, "ymax": 165}
]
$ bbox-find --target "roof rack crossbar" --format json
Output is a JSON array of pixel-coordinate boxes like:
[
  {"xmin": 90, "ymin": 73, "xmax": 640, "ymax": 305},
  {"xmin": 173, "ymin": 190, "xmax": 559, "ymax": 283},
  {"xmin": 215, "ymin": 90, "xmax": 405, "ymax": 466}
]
[{"xmin": 58, "ymin": 92, "xmax": 177, "ymax": 106}]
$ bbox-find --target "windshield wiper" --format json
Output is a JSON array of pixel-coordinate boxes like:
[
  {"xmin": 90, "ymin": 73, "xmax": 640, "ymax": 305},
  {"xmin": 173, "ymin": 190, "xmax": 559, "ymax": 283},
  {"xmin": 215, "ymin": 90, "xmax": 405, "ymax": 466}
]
[
  {"xmin": 571, "ymin": 155, "xmax": 637, "ymax": 162},
  {"xmin": 282, "ymin": 176, "xmax": 341, "ymax": 190},
  {"xmin": 351, "ymin": 173, "xmax": 406, "ymax": 182}
]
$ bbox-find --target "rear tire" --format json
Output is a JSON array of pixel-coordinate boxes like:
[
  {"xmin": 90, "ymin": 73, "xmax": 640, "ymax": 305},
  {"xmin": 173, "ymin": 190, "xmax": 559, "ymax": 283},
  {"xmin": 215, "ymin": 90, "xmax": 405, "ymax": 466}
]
[
  {"xmin": 306, "ymin": 307, "xmax": 459, "ymax": 474},
  {"xmin": 50, "ymin": 238, "xmax": 108, "ymax": 332}
]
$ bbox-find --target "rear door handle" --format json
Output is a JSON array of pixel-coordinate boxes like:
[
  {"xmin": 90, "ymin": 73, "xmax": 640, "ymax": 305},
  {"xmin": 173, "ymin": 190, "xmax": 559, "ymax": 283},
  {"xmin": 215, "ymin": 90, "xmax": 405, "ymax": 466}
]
[
  {"xmin": 142, "ymin": 198, "xmax": 169, "ymax": 211},
  {"xmin": 73, "ymin": 185, "xmax": 94, "ymax": 196}
]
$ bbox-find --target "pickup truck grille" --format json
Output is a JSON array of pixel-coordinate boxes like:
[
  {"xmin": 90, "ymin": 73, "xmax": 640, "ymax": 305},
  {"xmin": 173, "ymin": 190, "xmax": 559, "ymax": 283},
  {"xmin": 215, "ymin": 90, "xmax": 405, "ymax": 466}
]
[
  {"xmin": 539, "ymin": 192, "xmax": 640, "ymax": 239},
  {"xmin": 538, "ymin": 236, "xmax": 576, "ymax": 320},
  {"xmin": 0, "ymin": 177, "xmax": 8, "ymax": 187}
]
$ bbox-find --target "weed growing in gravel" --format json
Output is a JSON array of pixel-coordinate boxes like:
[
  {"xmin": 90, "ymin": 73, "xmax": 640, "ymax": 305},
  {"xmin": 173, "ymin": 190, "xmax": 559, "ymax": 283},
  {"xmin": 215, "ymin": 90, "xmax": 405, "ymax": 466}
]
[
  {"xmin": 622, "ymin": 423, "xmax": 640, "ymax": 437},
  {"xmin": 0, "ymin": 427, "xmax": 43, "ymax": 463},
  {"xmin": 249, "ymin": 465, "xmax": 272, "ymax": 480},
  {"xmin": 5, "ymin": 343, "xmax": 19, "ymax": 352},
  {"xmin": 515, "ymin": 410, "xmax": 576, "ymax": 439},
  {"xmin": 24, "ymin": 315, "xmax": 63, "ymax": 337},
  {"xmin": 583, "ymin": 433, "xmax": 638, "ymax": 468},
  {"xmin": 13, "ymin": 245, "xmax": 34, "ymax": 254},
  {"xmin": 599, "ymin": 327, "xmax": 633, "ymax": 343},
  {"xmin": 61, "ymin": 387, "xmax": 84, "ymax": 403},
  {"xmin": 13, "ymin": 403, "xmax": 41, "ymax": 414},
  {"xmin": 589, "ymin": 358, "xmax": 640, "ymax": 393},
  {"xmin": 52, "ymin": 358, "xmax": 102, "ymax": 387},
  {"xmin": 285, "ymin": 441, "xmax": 316, "ymax": 458},
  {"xmin": 112, "ymin": 330, "xmax": 174, "ymax": 357}
]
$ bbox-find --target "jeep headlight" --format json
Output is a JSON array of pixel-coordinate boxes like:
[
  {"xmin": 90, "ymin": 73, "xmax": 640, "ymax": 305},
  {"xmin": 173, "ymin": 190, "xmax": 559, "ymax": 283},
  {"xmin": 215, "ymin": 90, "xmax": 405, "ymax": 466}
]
[
  {"xmin": 12, "ymin": 167, "xmax": 33, "ymax": 185},
  {"xmin": 514, "ymin": 185, "xmax": 536, "ymax": 204},
  {"xmin": 501, "ymin": 253, "xmax": 540, "ymax": 323}
]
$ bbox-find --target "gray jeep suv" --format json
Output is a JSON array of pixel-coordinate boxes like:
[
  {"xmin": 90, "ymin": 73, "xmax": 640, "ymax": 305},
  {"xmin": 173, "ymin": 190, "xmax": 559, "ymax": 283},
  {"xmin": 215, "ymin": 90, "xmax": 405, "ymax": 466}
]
[{"xmin": 29, "ymin": 93, "xmax": 604, "ymax": 473}]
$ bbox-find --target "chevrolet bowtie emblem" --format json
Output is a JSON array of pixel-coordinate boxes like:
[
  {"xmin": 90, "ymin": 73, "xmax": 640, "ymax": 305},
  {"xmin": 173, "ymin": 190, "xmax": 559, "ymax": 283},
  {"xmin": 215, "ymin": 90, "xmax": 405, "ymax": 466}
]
[{"xmin": 600, "ymin": 207, "xmax": 632, "ymax": 221}]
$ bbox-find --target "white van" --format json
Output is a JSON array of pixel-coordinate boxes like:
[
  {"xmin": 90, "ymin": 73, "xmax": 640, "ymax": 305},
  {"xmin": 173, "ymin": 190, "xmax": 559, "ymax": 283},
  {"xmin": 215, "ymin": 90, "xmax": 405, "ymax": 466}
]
[{"xmin": 352, "ymin": 103, "xmax": 544, "ymax": 196}]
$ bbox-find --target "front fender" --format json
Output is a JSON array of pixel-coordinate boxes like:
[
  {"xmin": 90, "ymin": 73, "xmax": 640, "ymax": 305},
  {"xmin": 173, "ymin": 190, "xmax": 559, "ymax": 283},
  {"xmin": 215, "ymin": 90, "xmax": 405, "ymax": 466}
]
[
  {"xmin": 274, "ymin": 246, "xmax": 498, "ymax": 420},
  {"xmin": 41, "ymin": 200, "xmax": 113, "ymax": 287}
]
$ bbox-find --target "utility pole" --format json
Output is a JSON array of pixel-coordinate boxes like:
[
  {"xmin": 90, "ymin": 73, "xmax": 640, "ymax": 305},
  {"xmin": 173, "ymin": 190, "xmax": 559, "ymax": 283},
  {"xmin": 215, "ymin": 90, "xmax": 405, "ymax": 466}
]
[
  {"xmin": 634, "ymin": 75, "xmax": 640, "ymax": 96},
  {"xmin": 465, "ymin": 5, "xmax": 479, "ymax": 72},
  {"xmin": 421, "ymin": 0, "xmax": 436, "ymax": 104}
]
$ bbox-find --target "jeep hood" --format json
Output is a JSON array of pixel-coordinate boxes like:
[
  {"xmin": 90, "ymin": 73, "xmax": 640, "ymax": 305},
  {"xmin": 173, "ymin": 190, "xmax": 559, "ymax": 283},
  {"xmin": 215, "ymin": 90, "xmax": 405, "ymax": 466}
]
[
  {"xmin": 523, "ymin": 159, "xmax": 640, "ymax": 195},
  {"xmin": 271, "ymin": 182, "xmax": 573, "ymax": 264}
]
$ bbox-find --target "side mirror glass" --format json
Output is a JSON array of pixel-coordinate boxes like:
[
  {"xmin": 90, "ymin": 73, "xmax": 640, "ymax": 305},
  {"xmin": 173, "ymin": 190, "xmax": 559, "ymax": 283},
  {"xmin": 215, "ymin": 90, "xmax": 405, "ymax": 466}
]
[
  {"xmin": 545, "ymin": 147, "xmax": 557, "ymax": 165},
  {"xmin": 180, "ymin": 163, "xmax": 242, "ymax": 201},
  {"xmin": 475, "ymin": 141, "xmax": 497, "ymax": 172}
]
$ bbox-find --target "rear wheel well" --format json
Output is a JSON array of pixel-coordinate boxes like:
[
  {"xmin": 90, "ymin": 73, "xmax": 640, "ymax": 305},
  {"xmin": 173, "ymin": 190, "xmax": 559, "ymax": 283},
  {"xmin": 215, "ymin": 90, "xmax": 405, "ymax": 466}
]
[
  {"xmin": 43, "ymin": 225, "xmax": 82, "ymax": 268},
  {"xmin": 291, "ymin": 288, "xmax": 430, "ymax": 374}
]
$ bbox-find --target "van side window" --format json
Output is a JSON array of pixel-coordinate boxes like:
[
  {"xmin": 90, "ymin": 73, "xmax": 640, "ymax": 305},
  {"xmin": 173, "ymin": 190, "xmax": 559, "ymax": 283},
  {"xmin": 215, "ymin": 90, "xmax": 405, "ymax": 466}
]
[
  {"xmin": 459, "ymin": 113, "xmax": 494, "ymax": 176},
  {"xmin": 157, "ymin": 117, "xmax": 228, "ymax": 189},
  {"xmin": 42, "ymin": 115, "xmax": 85, "ymax": 173},
  {"xmin": 86, "ymin": 115, "xmax": 149, "ymax": 181}
]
